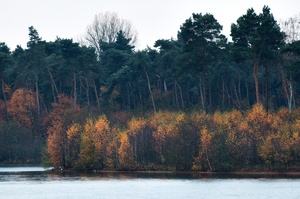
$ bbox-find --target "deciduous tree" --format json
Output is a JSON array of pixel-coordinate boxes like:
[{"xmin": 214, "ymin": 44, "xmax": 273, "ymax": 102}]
[
  {"xmin": 85, "ymin": 11, "xmax": 137, "ymax": 56},
  {"xmin": 8, "ymin": 89, "xmax": 36, "ymax": 128}
]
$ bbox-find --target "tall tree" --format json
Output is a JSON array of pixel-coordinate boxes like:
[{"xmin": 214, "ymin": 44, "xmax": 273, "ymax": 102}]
[
  {"xmin": 231, "ymin": 6, "xmax": 284, "ymax": 104},
  {"xmin": 0, "ymin": 42, "xmax": 13, "ymax": 125},
  {"xmin": 85, "ymin": 11, "xmax": 138, "ymax": 56},
  {"xmin": 12, "ymin": 27, "xmax": 46, "ymax": 135},
  {"xmin": 59, "ymin": 39, "xmax": 81, "ymax": 108},
  {"xmin": 27, "ymin": 26, "xmax": 42, "ymax": 48},
  {"xmin": 178, "ymin": 13, "xmax": 226, "ymax": 112},
  {"xmin": 280, "ymin": 40, "xmax": 300, "ymax": 112},
  {"xmin": 154, "ymin": 39, "xmax": 183, "ymax": 109},
  {"xmin": 99, "ymin": 31, "xmax": 135, "ymax": 110},
  {"xmin": 128, "ymin": 51, "xmax": 157, "ymax": 113},
  {"xmin": 280, "ymin": 13, "xmax": 300, "ymax": 43}
]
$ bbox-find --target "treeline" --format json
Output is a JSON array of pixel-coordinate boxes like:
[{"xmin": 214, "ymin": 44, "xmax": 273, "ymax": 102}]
[
  {"xmin": 0, "ymin": 7, "xmax": 300, "ymax": 168},
  {"xmin": 45, "ymin": 100, "xmax": 300, "ymax": 171}
]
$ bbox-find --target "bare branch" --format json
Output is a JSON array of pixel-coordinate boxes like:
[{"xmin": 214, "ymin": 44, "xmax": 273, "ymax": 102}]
[
  {"xmin": 279, "ymin": 13, "xmax": 300, "ymax": 43},
  {"xmin": 85, "ymin": 11, "xmax": 138, "ymax": 55}
]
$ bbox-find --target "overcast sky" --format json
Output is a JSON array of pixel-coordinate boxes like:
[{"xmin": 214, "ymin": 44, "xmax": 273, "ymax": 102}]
[{"xmin": 1, "ymin": 0, "xmax": 299, "ymax": 50}]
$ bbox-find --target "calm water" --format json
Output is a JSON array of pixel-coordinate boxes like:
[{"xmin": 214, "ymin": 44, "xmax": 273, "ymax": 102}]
[{"xmin": 1, "ymin": 167, "xmax": 300, "ymax": 199}]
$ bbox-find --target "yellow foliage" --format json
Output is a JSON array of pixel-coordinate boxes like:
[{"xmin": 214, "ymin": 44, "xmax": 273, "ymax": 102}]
[
  {"xmin": 213, "ymin": 111, "xmax": 224, "ymax": 126},
  {"xmin": 259, "ymin": 134, "xmax": 292, "ymax": 165},
  {"xmin": 67, "ymin": 123, "xmax": 81, "ymax": 140},
  {"xmin": 118, "ymin": 133, "xmax": 134, "ymax": 169},
  {"xmin": 200, "ymin": 127, "xmax": 212, "ymax": 147},
  {"xmin": 128, "ymin": 117, "xmax": 147, "ymax": 135},
  {"xmin": 78, "ymin": 118, "xmax": 97, "ymax": 169},
  {"xmin": 245, "ymin": 103, "xmax": 272, "ymax": 139},
  {"xmin": 150, "ymin": 112, "xmax": 183, "ymax": 151},
  {"xmin": 94, "ymin": 115, "xmax": 111, "ymax": 165}
]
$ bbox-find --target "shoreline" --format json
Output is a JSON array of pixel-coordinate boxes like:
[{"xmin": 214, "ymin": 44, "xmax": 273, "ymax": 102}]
[
  {"xmin": 51, "ymin": 168, "xmax": 300, "ymax": 176},
  {"xmin": 2, "ymin": 164, "xmax": 300, "ymax": 176}
]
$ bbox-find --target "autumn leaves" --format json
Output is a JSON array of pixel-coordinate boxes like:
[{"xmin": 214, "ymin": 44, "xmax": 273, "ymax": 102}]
[
  {"xmin": 42, "ymin": 101, "xmax": 300, "ymax": 171},
  {"xmin": 2, "ymin": 88, "xmax": 300, "ymax": 171}
]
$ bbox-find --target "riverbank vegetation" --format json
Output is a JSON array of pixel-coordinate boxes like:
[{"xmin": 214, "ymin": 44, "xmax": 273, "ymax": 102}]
[
  {"xmin": 1, "ymin": 7, "xmax": 300, "ymax": 171},
  {"xmin": 44, "ymin": 103, "xmax": 300, "ymax": 172}
]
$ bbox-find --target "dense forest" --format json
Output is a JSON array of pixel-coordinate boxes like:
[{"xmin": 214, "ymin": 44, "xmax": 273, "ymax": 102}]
[{"xmin": 1, "ymin": 6, "xmax": 300, "ymax": 171}]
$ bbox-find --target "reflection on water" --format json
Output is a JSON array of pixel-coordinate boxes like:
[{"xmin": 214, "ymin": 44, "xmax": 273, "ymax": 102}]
[
  {"xmin": 1, "ymin": 167, "xmax": 300, "ymax": 199},
  {"xmin": 0, "ymin": 166, "xmax": 54, "ymax": 173}
]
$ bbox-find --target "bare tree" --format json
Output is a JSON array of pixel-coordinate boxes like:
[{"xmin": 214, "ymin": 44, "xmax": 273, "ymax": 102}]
[
  {"xmin": 280, "ymin": 13, "xmax": 300, "ymax": 43},
  {"xmin": 85, "ymin": 11, "xmax": 138, "ymax": 55}
]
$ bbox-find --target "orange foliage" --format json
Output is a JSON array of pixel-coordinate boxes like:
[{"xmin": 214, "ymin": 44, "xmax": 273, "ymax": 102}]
[
  {"xmin": 44, "ymin": 94, "xmax": 79, "ymax": 168},
  {"xmin": 108, "ymin": 111, "xmax": 132, "ymax": 127},
  {"xmin": 42, "ymin": 103, "xmax": 300, "ymax": 171},
  {"xmin": 0, "ymin": 100, "xmax": 5, "ymax": 123},
  {"xmin": 276, "ymin": 108, "xmax": 291, "ymax": 121},
  {"xmin": 47, "ymin": 119, "xmax": 65, "ymax": 167},
  {"xmin": 8, "ymin": 88, "xmax": 36, "ymax": 128}
]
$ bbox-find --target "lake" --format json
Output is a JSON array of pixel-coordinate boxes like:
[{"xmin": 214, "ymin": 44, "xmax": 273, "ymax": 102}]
[{"xmin": 1, "ymin": 167, "xmax": 300, "ymax": 199}]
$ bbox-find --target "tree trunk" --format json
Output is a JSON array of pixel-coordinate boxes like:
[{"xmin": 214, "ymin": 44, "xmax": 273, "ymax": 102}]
[
  {"xmin": 233, "ymin": 81, "xmax": 241, "ymax": 108},
  {"xmin": 254, "ymin": 62, "xmax": 260, "ymax": 104},
  {"xmin": 144, "ymin": 68, "xmax": 156, "ymax": 113},
  {"xmin": 85, "ymin": 76, "xmax": 90, "ymax": 111},
  {"xmin": 199, "ymin": 76, "xmax": 205, "ymax": 111},
  {"xmin": 73, "ymin": 72, "xmax": 77, "ymax": 109},
  {"xmin": 202, "ymin": 71, "xmax": 207, "ymax": 113},
  {"xmin": 128, "ymin": 82, "xmax": 135, "ymax": 109},
  {"xmin": 175, "ymin": 81, "xmax": 184, "ymax": 108},
  {"xmin": 174, "ymin": 82, "xmax": 179, "ymax": 109},
  {"xmin": 280, "ymin": 66, "xmax": 293, "ymax": 113},
  {"xmin": 238, "ymin": 72, "xmax": 242, "ymax": 103},
  {"xmin": 92, "ymin": 79, "xmax": 100, "ymax": 107},
  {"xmin": 265, "ymin": 64, "xmax": 269, "ymax": 113},
  {"xmin": 209, "ymin": 83, "xmax": 212, "ymax": 112},
  {"xmin": 138, "ymin": 84, "xmax": 144, "ymax": 112},
  {"xmin": 127, "ymin": 82, "xmax": 131, "ymax": 110},
  {"xmin": 288, "ymin": 78, "xmax": 294, "ymax": 113},
  {"xmin": 35, "ymin": 76, "xmax": 41, "ymax": 137},
  {"xmin": 1, "ymin": 75, "xmax": 9, "ymax": 125},
  {"xmin": 222, "ymin": 77, "xmax": 225, "ymax": 110},
  {"xmin": 47, "ymin": 65, "xmax": 59, "ymax": 102},
  {"xmin": 164, "ymin": 79, "xmax": 167, "ymax": 92}
]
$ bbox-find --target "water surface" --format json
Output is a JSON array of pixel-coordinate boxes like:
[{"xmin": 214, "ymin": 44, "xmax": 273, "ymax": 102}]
[{"xmin": 1, "ymin": 167, "xmax": 300, "ymax": 199}]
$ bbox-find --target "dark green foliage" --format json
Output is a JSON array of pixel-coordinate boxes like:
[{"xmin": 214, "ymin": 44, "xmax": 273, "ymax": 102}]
[{"xmin": 0, "ymin": 122, "xmax": 43, "ymax": 164}]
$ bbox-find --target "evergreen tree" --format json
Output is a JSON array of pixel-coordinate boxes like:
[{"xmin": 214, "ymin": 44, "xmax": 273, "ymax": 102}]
[
  {"xmin": 178, "ymin": 13, "xmax": 227, "ymax": 112},
  {"xmin": 231, "ymin": 6, "xmax": 285, "ymax": 104}
]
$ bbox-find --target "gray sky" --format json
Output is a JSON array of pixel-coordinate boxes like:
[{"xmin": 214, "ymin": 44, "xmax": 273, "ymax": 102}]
[{"xmin": 1, "ymin": 0, "xmax": 299, "ymax": 50}]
